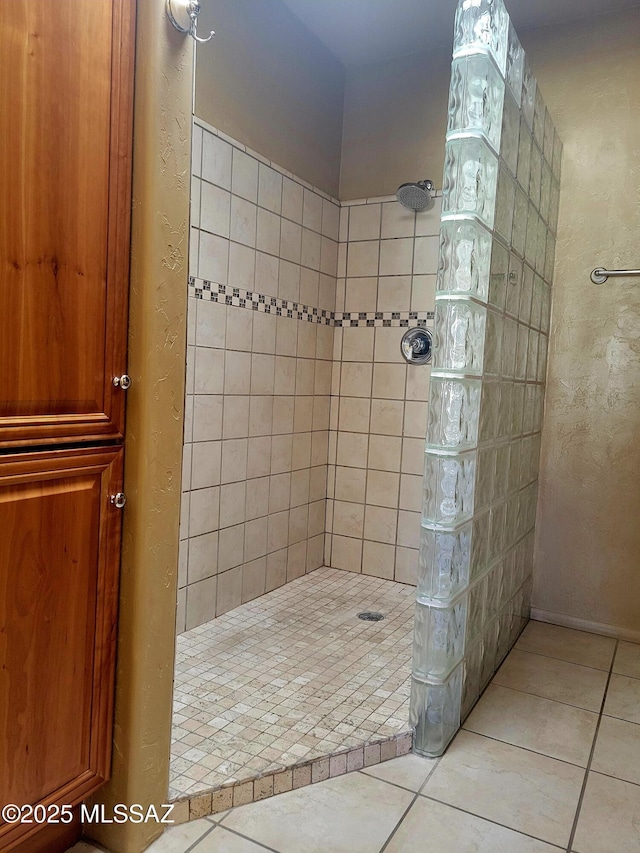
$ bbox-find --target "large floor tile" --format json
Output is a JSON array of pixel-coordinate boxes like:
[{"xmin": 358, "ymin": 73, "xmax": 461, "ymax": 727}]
[
  {"xmin": 603, "ymin": 673, "xmax": 640, "ymax": 724},
  {"xmin": 572, "ymin": 772, "xmax": 640, "ymax": 852},
  {"xmin": 192, "ymin": 826, "xmax": 270, "ymax": 852},
  {"xmin": 464, "ymin": 684, "xmax": 598, "ymax": 766},
  {"xmin": 360, "ymin": 753, "xmax": 437, "ymax": 791},
  {"xmin": 146, "ymin": 819, "xmax": 214, "ymax": 852},
  {"xmin": 385, "ymin": 796, "xmax": 561, "ymax": 853},
  {"xmin": 493, "ymin": 650, "xmax": 608, "ymax": 712},
  {"xmin": 220, "ymin": 770, "xmax": 413, "ymax": 853},
  {"xmin": 516, "ymin": 622, "xmax": 616, "ymax": 671},
  {"xmin": 591, "ymin": 715, "xmax": 640, "ymax": 785},
  {"xmin": 613, "ymin": 641, "xmax": 640, "ymax": 679},
  {"xmin": 423, "ymin": 730, "xmax": 584, "ymax": 848}
]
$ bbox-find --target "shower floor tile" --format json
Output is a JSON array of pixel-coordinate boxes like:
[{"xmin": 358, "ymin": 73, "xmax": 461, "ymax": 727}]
[{"xmin": 170, "ymin": 567, "xmax": 414, "ymax": 799}]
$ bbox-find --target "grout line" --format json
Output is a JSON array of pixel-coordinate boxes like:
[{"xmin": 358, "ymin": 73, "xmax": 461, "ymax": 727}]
[
  {"xmin": 476, "ymin": 681, "xmax": 601, "ymax": 714},
  {"xmin": 419, "ymin": 792, "xmax": 566, "ymax": 850},
  {"xmin": 565, "ymin": 638, "xmax": 619, "ymax": 853},
  {"xmin": 212, "ymin": 824, "xmax": 281, "ymax": 853},
  {"xmin": 508, "ymin": 646, "xmax": 617, "ymax": 674},
  {"xmin": 377, "ymin": 758, "xmax": 440, "ymax": 853},
  {"xmin": 182, "ymin": 822, "xmax": 218, "ymax": 853},
  {"xmin": 458, "ymin": 726, "xmax": 592, "ymax": 770}
]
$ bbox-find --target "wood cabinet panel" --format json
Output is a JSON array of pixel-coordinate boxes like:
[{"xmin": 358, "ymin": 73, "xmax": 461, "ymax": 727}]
[
  {"xmin": 0, "ymin": 447, "xmax": 124, "ymax": 851},
  {"xmin": 0, "ymin": 0, "xmax": 135, "ymax": 447}
]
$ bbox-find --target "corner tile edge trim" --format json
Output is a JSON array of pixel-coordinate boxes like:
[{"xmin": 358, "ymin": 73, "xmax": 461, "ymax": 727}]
[{"xmin": 170, "ymin": 730, "xmax": 414, "ymax": 824}]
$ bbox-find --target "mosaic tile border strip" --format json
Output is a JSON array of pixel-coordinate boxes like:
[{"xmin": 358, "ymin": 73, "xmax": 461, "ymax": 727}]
[
  {"xmin": 189, "ymin": 277, "xmax": 434, "ymax": 328},
  {"xmin": 169, "ymin": 730, "xmax": 413, "ymax": 825}
]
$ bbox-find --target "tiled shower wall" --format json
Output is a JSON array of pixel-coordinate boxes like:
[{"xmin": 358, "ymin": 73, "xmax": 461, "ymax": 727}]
[
  {"xmin": 326, "ymin": 197, "xmax": 440, "ymax": 584},
  {"xmin": 177, "ymin": 119, "xmax": 339, "ymax": 632},
  {"xmin": 410, "ymin": 0, "xmax": 561, "ymax": 755}
]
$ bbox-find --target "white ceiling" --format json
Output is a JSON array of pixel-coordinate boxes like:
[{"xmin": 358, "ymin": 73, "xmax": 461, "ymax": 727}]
[{"xmin": 281, "ymin": 0, "xmax": 640, "ymax": 67}]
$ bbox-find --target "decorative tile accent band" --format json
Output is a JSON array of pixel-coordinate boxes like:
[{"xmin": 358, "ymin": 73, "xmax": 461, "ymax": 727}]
[
  {"xmin": 169, "ymin": 731, "xmax": 413, "ymax": 825},
  {"xmin": 189, "ymin": 276, "xmax": 434, "ymax": 327}
]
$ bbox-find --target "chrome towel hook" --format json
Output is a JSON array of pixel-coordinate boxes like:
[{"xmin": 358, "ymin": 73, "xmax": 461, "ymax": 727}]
[{"xmin": 166, "ymin": 0, "xmax": 215, "ymax": 44}]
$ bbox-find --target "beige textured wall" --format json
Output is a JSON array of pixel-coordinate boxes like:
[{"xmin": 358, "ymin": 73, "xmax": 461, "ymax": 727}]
[
  {"xmin": 195, "ymin": 0, "xmax": 345, "ymax": 197},
  {"xmin": 339, "ymin": 46, "xmax": 451, "ymax": 201},
  {"xmin": 523, "ymin": 10, "xmax": 640, "ymax": 637},
  {"xmin": 87, "ymin": 0, "xmax": 191, "ymax": 849}
]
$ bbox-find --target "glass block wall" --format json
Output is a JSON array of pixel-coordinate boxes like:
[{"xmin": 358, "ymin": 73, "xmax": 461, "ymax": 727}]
[{"xmin": 410, "ymin": 0, "xmax": 562, "ymax": 756}]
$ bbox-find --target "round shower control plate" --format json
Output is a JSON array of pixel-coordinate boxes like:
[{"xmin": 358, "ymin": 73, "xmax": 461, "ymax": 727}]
[{"xmin": 400, "ymin": 327, "xmax": 432, "ymax": 365}]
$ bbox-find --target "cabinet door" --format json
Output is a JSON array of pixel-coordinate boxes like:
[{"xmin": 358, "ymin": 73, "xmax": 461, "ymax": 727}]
[
  {"xmin": 0, "ymin": 446, "xmax": 124, "ymax": 851},
  {"xmin": 0, "ymin": 0, "xmax": 135, "ymax": 448}
]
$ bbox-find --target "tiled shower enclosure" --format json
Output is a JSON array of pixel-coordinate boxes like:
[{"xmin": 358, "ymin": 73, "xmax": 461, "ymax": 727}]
[{"xmin": 410, "ymin": 0, "xmax": 562, "ymax": 755}]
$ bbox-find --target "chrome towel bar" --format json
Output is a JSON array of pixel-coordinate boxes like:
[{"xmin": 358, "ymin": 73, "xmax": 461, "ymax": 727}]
[{"xmin": 591, "ymin": 267, "xmax": 640, "ymax": 284}]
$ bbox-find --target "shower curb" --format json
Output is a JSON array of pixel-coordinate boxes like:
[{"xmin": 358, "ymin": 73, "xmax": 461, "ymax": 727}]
[{"xmin": 169, "ymin": 730, "xmax": 414, "ymax": 824}]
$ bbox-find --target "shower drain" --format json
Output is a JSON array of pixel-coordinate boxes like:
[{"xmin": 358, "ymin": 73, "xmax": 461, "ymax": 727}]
[{"xmin": 357, "ymin": 611, "xmax": 385, "ymax": 622}]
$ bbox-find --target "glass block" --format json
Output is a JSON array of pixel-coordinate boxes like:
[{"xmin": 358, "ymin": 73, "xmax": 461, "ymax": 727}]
[
  {"xmin": 510, "ymin": 382, "xmax": 525, "ymax": 436},
  {"xmin": 490, "ymin": 500, "xmax": 507, "ymax": 557},
  {"xmin": 530, "ymin": 433, "xmax": 542, "ymax": 483},
  {"xmin": 525, "ymin": 203, "xmax": 538, "ymax": 267},
  {"xmin": 552, "ymin": 128, "xmax": 563, "ymax": 181},
  {"xmin": 519, "ymin": 434, "xmax": 533, "ymax": 488},
  {"xmin": 545, "ymin": 232, "xmax": 556, "ymax": 283},
  {"xmin": 419, "ymin": 523, "xmax": 472, "ymax": 600},
  {"xmin": 527, "ymin": 329, "xmax": 539, "ymax": 381},
  {"xmin": 521, "ymin": 61, "xmax": 536, "ymax": 129},
  {"xmin": 486, "ymin": 562, "xmax": 503, "ymax": 622},
  {"xmin": 537, "ymin": 338, "xmax": 548, "ymax": 381},
  {"xmin": 543, "ymin": 108, "xmax": 554, "ymax": 164},
  {"xmin": 494, "ymin": 166, "xmax": 515, "ymax": 243},
  {"xmin": 500, "ymin": 91, "xmax": 520, "ymax": 176},
  {"xmin": 523, "ymin": 384, "xmax": 536, "ymax": 434},
  {"xmin": 540, "ymin": 162, "xmax": 552, "ymax": 224},
  {"xmin": 480, "ymin": 618, "xmax": 499, "ymax": 688},
  {"xmin": 426, "ymin": 377, "xmax": 482, "ymax": 451},
  {"xmin": 549, "ymin": 180, "xmax": 560, "ymax": 235},
  {"xmin": 442, "ymin": 137, "xmax": 499, "ymax": 228},
  {"xmin": 432, "ymin": 297, "xmax": 487, "ymax": 375},
  {"xmin": 533, "ymin": 86, "xmax": 546, "ymax": 147},
  {"xmin": 478, "ymin": 380, "xmax": 500, "ymax": 443},
  {"xmin": 505, "ymin": 253, "xmax": 523, "ymax": 318},
  {"xmin": 475, "ymin": 445, "xmax": 494, "ymax": 512},
  {"xmin": 422, "ymin": 450, "xmax": 476, "ymax": 526},
  {"xmin": 505, "ymin": 495, "xmax": 519, "ymax": 549},
  {"xmin": 533, "ymin": 382, "xmax": 544, "ymax": 431},
  {"xmin": 452, "ymin": 0, "xmax": 509, "ymax": 72},
  {"xmin": 519, "ymin": 262, "xmax": 534, "ymax": 325},
  {"xmin": 470, "ymin": 510, "xmax": 490, "ymax": 579},
  {"xmin": 501, "ymin": 316, "xmax": 517, "ymax": 379},
  {"xmin": 515, "ymin": 323, "xmax": 528, "ymax": 380},
  {"xmin": 413, "ymin": 598, "xmax": 467, "ymax": 680},
  {"xmin": 536, "ymin": 217, "xmax": 547, "ymax": 274},
  {"xmin": 516, "ymin": 117, "xmax": 531, "ymax": 190},
  {"xmin": 530, "ymin": 274, "xmax": 543, "ymax": 329},
  {"xmin": 484, "ymin": 309, "xmax": 502, "ymax": 379},
  {"xmin": 511, "ymin": 186, "xmax": 528, "ymax": 258},
  {"xmin": 467, "ymin": 576, "xmax": 487, "ymax": 642},
  {"xmin": 506, "ymin": 21, "xmax": 524, "ymax": 105},
  {"xmin": 437, "ymin": 218, "xmax": 492, "ymax": 301},
  {"xmin": 497, "ymin": 605, "xmax": 512, "ymax": 663},
  {"xmin": 448, "ymin": 54, "xmax": 505, "ymax": 151},
  {"xmin": 507, "ymin": 439, "xmax": 521, "ymax": 494},
  {"xmin": 540, "ymin": 283, "xmax": 551, "ymax": 333},
  {"xmin": 411, "ymin": 665, "xmax": 462, "ymax": 757},
  {"xmin": 497, "ymin": 380, "xmax": 512, "ymax": 438},
  {"xmin": 529, "ymin": 142, "xmax": 542, "ymax": 210},
  {"xmin": 488, "ymin": 240, "xmax": 509, "ymax": 311},
  {"xmin": 461, "ymin": 639, "xmax": 483, "ymax": 719}
]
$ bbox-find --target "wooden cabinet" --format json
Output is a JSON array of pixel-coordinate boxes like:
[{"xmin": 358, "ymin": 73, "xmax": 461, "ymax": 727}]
[
  {"xmin": 0, "ymin": 447, "xmax": 125, "ymax": 850},
  {"xmin": 0, "ymin": 0, "xmax": 135, "ymax": 448},
  {"xmin": 0, "ymin": 1, "xmax": 135, "ymax": 849}
]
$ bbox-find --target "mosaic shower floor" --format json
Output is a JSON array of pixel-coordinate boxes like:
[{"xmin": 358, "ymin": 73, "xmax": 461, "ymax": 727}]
[{"xmin": 170, "ymin": 567, "xmax": 415, "ymax": 799}]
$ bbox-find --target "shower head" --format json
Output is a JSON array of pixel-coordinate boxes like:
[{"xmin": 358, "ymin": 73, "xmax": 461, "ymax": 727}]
[{"xmin": 396, "ymin": 179, "xmax": 434, "ymax": 211}]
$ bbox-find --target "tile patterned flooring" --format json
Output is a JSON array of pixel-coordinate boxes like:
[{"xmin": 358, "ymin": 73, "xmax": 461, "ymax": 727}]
[
  {"xmin": 170, "ymin": 567, "xmax": 415, "ymax": 799},
  {"xmin": 70, "ymin": 622, "xmax": 640, "ymax": 851}
]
